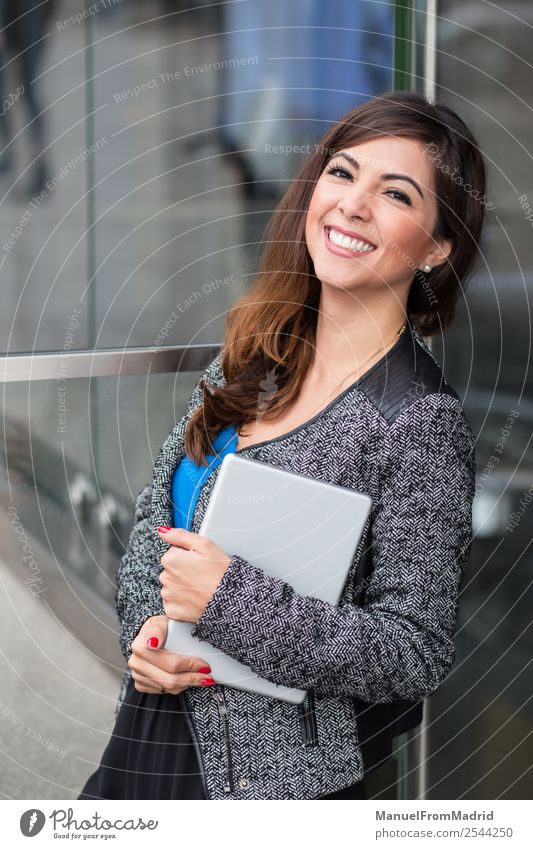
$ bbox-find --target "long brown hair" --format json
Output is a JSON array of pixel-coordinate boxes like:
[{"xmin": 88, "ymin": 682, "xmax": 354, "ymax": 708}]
[{"xmin": 185, "ymin": 89, "xmax": 489, "ymax": 466}]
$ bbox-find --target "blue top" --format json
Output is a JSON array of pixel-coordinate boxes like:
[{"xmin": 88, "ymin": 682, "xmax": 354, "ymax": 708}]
[{"xmin": 171, "ymin": 424, "xmax": 238, "ymax": 530}]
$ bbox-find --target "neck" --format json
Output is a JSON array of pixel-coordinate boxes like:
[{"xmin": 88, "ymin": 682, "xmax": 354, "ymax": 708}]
[{"xmin": 311, "ymin": 288, "xmax": 408, "ymax": 381}]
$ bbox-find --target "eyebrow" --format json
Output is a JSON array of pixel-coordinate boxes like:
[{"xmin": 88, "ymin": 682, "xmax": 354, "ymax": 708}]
[{"xmin": 332, "ymin": 151, "xmax": 425, "ymax": 200}]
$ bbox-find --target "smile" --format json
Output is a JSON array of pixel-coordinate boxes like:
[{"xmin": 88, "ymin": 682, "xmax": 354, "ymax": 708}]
[{"xmin": 323, "ymin": 226, "xmax": 377, "ymax": 257}]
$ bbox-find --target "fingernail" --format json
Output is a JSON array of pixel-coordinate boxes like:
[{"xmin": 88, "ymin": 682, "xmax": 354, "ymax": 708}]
[
  {"xmin": 199, "ymin": 677, "xmax": 215, "ymax": 686},
  {"xmin": 157, "ymin": 526, "xmax": 171, "ymax": 533},
  {"xmin": 197, "ymin": 666, "xmax": 211, "ymax": 674},
  {"xmin": 146, "ymin": 636, "xmax": 159, "ymax": 648}
]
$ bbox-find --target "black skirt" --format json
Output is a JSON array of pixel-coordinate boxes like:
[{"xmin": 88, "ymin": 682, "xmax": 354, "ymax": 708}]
[{"xmin": 78, "ymin": 676, "xmax": 366, "ymax": 800}]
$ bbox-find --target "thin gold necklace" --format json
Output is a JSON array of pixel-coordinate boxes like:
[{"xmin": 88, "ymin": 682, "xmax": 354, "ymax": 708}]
[
  {"xmin": 237, "ymin": 323, "xmax": 406, "ymax": 445},
  {"xmin": 305, "ymin": 322, "xmax": 407, "ymax": 417}
]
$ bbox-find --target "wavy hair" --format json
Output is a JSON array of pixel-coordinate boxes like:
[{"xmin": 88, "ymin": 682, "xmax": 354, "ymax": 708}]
[{"xmin": 185, "ymin": 89, "xmax": 488, "ymax": 465}]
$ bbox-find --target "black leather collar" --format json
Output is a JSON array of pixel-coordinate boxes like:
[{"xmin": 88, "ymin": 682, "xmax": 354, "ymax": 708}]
[{"xmin": 359, "ymin": 321, "xmax": 459, "ymax": 424}]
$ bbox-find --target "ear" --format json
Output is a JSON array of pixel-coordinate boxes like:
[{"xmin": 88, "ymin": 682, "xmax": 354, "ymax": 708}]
[{"xmin": 422, "ymin": 236, "xmax": 453, "ymax": 270}]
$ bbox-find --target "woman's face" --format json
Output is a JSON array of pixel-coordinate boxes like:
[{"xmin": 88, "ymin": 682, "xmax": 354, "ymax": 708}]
[{"xmin": 304, "ymin": 135, "xmax": 452, "ymax": 296}]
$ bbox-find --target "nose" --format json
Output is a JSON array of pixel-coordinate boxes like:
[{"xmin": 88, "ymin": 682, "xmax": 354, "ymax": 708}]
[{"xmin": 337, "ymin": 183, "xmax": 372, "ymax": 221}]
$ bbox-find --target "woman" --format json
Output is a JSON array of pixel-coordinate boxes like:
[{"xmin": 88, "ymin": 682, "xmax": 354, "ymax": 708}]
[{"xmin": 79, "ymin": 90, "xmax": 486, "ymax": 800}]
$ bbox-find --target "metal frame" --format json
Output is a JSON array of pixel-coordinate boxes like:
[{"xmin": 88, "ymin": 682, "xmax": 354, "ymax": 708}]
[
  {"xmin": 0, "ymin": 344, "xmax": 220, "ymax": 383},
  {"xmin": 424, "ymin": 0, "xmax": 438, "ymax": 102},
  {"xmin": 393, "ymin": 0, "xmax": 437, "ymax": 800},
  {"xmin": 394, "ymin": 0, "xmax": 416, "ymax": 90}
]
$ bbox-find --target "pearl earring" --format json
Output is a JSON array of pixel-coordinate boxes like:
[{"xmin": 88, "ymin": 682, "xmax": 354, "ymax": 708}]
[{"xmin": 422, "ymin": 264, "xmax": 432, "ymax": 273}]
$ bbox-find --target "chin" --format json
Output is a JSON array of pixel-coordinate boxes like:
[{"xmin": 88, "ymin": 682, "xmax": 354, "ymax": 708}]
[
  {"xmin": 313, "ymin": 262, "xmax": 368, "ymax": 287},
  {"xmin": 317, "ymin": 275, "xmax": 365, "ymax": 292}
]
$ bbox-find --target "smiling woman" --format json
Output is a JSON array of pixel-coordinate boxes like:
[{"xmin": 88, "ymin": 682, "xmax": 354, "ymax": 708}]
[
  {"xmin": 79, "ymin": 89, "xmax": 487, "ymax": 801},
  {"xmin": 182, "ymin": 89, "xmax": 487, "ymax": 468}
]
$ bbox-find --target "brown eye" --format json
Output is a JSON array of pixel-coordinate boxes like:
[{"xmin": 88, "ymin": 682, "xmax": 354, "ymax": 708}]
[
  {"xmin": 386, "ymin": 188, "xmax": 412, "ymax": 206},
  {"xmin": 325, "ymin": 164, "xmax": 352, "ymax": 179}
]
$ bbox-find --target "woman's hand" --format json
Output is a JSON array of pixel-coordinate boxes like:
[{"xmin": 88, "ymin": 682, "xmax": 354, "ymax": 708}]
[
  {"xmin": 157, "ymin": 527, "xmax": 231, "ymax": 622},
  {"xmin": 128, "ymin": 615, "xmax": 214, "ymax": 694}
]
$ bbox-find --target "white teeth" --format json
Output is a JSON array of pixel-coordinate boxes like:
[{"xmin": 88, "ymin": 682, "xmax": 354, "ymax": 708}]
[{"xmin": 327, "ymin": 227, "xmax": 375, "ymax": 253}]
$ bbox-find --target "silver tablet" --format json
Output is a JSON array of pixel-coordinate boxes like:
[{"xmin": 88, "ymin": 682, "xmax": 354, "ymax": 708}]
[{"xmin": 164, "ymin": 453, "xmax": 372, "ymax": 704}]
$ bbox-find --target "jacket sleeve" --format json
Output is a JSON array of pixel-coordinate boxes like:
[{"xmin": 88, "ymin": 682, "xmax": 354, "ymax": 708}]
[
  {"xmin": 190, "ymin": 392, "xmax": 477, "ymax": 702},
  {"xmin": 115, "ymin": 352, "xmax": 222, "ymax": 660}
]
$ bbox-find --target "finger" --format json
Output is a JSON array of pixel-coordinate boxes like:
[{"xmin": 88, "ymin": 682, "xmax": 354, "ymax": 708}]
[
  {"xmin": 135, "ymin": 638, "xmax": 212, "ymax": 671},
  {"xmin": 132, "ymin": 666, "xmax": 215, "ymax": 694},
  {"xmin": 134, "ymin": 616, "xmax": 168, "ymax": 651},
  {"xmin": 129, "ymin": 650, "xmax": 212, "ymax": 678},
  {"xmin": 159, "ymin": 568, "xmax": 188, "ymax": 589},
  {"xmin": 157, "ymin": 526, "xmax": 202, "ymax": 550},
  {"xmin": 131, "ymin": 673, "xmax": 164, "ymax": 693},
  {"xmin": 136, "ymin": 623, "xmax": 211, "ymax": 670}
]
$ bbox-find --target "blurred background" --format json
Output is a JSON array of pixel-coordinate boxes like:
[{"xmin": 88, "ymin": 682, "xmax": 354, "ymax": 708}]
[{"xmin": 0, "ymin": 0, "xmax": 531, "ymax": 800}]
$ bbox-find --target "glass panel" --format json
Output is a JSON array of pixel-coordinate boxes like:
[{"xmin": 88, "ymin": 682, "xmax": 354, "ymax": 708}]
[
  {"xmin": 1, "ymin": 0, "xmax": 394, "ymax": 354},
  {"xmin": 0, "ymin": 2, "xmax": 90, "ymax": 353},
  {"xmin": 1, "ymin": 370, "xmax": 202, "ymax": 606},
  {"xmin": 428, "ymin": 1, "xmax": 533, "ymax": 799}
]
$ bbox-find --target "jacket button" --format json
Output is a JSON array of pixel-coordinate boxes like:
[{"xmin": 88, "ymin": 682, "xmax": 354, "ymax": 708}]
[{"xmin": 238, "ymin": 778, "xmax": 250, "ymax": 790}]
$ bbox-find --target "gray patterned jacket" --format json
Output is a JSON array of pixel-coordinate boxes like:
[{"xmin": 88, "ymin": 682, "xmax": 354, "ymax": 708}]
[{"xmin": 114, "ymin": 321, "xmax": 476, "ymax": 799}]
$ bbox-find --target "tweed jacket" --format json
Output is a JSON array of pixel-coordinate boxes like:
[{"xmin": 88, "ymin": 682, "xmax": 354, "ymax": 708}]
[{"xmin": 114, "ymin": 321, "xmax": 476, "ymax": 800}]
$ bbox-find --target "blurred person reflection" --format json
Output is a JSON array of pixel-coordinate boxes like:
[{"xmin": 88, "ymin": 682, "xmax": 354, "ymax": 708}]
[
  {"xmin": 192, "ymin": 0, "xmax": 393, "ymax": 199},
  {"xmin": 0, "ymin": 0, "xmax": 56, "ymax": 197},
  {"xmin": 307, "ymin": 0, "xmax": 393, "ymax": 131}
]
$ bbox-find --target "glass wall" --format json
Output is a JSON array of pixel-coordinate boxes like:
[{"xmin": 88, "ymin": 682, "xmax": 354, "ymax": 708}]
[
  {"xmin": 1, "ymin": 0, "xmax": 398, "ymax": 798},
  {"xmin": 0, "ymin": 0, "xmax": 90, "ymax": 352},
  {"xmin": 1, "ymin": 371, "xmax": 203, "ymax": 605}
]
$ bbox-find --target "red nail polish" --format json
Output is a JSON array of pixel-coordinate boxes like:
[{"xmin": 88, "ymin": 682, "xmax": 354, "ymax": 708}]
[
  {"xmin": 146, "ymin": 636, "xmax": 159, "ymax": 648},
  {"xmin": 197, "ymin": 666, "xmax": 211, "ymax": 674},
  {"xmin": 158, "ymin": 525, "xmax": 171, "ymax": 533},
  {"xmin": 199, "ymin": 677, "xmax": 215, "ymax": 686}
]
